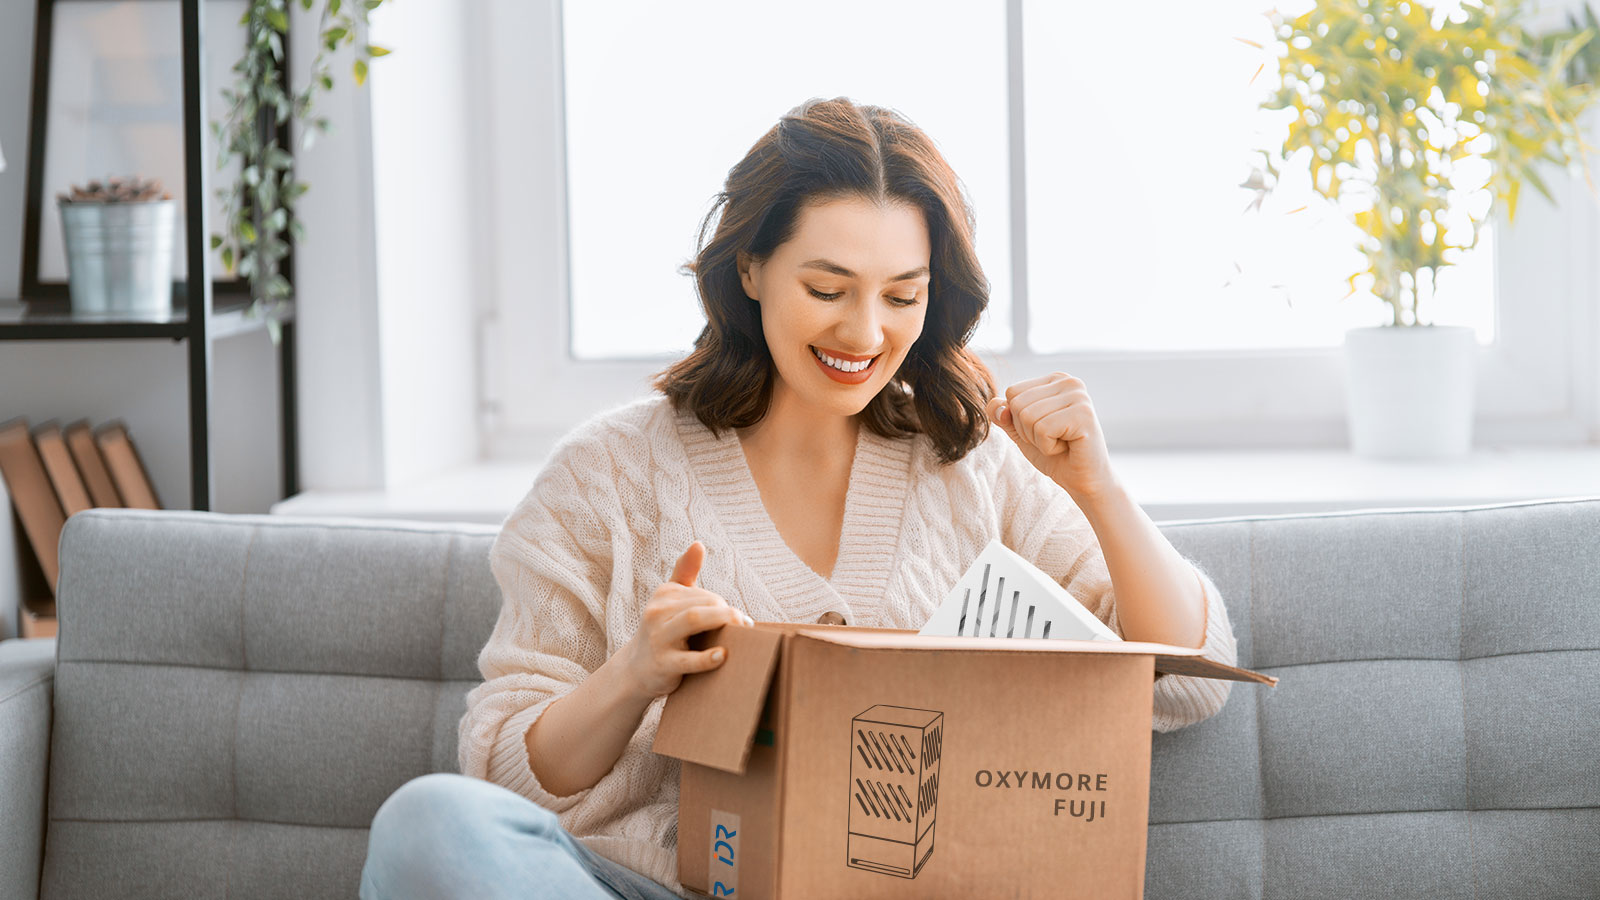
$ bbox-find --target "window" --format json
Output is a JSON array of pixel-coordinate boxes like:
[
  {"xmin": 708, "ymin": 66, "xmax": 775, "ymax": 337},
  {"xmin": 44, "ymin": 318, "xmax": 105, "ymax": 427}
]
[
  {"xmin": 1021, "ymin": 0, "xmax": 1495, "ymax": 352},
  {"xmin": 479, "ymin": 0, "xmax": 1596, "ymax": 460},
  {"xmin": 559, "ymin": 0, "xmax": 1012, "ymax": 359}
]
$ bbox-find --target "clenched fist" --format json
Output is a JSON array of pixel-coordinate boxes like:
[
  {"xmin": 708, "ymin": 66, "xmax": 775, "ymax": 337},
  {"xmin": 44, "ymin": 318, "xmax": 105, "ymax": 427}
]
[{"xmin": 986, "ymin": 371, "xmax": 1119, "ymax": 504}]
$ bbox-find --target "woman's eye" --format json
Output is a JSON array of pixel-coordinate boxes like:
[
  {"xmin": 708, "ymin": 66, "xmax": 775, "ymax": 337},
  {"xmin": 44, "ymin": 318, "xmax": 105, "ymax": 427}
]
[{"xmin": 807, "ymin": 286, "xmax": 920, "ymax": 306}]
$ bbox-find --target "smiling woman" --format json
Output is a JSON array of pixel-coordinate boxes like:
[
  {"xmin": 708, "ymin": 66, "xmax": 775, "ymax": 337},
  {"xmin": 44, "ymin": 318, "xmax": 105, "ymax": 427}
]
[
  {"xmin": 360, "ymin": 96, "xmax": 1240, "ymax": 900},
  {"xmin": 654, "ymin": 98, "xmax": 997, "ymax": 468}
]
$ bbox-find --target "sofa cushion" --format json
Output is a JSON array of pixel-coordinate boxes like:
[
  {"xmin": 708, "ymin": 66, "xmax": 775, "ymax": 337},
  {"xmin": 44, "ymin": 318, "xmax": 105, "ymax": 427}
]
[
  {"xmin": 42, "ymin": 511, "xmax": 500, "ymax": 900},
  {"xmin": 1149, "ymin": 498, "xmax": 1600, "ymax": 899}
]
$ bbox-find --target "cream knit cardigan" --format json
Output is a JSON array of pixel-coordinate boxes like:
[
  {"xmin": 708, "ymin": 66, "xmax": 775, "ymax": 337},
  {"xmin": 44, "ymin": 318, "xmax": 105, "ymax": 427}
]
[{"xmin": 458, "ymin": 393, "xmax": 1238, "ymax": 896}]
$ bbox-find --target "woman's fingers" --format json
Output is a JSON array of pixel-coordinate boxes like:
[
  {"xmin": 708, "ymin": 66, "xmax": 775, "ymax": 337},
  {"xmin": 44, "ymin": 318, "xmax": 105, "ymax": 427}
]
[
  {"xmin": 664, "ymin": 647, "xmax": 728, "ymax": 676},
  {"xmin": 658, "ymin": 603, "xmax": 747, "ymax": 644},
  {"xmin": 642, "ymin": 588, "xmax": 717, "ymax": 625}
]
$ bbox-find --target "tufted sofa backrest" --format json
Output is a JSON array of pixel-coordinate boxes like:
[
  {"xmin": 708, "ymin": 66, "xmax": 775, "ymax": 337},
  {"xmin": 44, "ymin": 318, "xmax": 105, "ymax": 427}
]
[
  {"xmin": 43, "ymin": 510, "xmax": 502, "ymax": 899},
  {"xmin": 39, "ymin": 499, "xmax": 1600, "ymax": 898},
  {"xmin": 1147, "ymin": 497, "xmax": 1600, "ymax": 899}
]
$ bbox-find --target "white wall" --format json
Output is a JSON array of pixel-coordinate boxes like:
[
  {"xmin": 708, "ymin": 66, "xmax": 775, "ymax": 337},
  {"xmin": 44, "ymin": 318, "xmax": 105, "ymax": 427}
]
[
  {"xmin": 367, "ymin": 2, "xmax": 483, "ymax": 486},
  {"xmin": 288, "ymin": 6, "xmax": 388, "ymax": 492},
  {"xmin": 285, "ymin": 0, "xmax": 485, "ymax": 492}
]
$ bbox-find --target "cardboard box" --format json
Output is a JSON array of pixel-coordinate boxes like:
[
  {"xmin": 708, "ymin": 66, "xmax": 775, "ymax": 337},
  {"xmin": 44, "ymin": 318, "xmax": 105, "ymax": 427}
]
[
  {"xmin": 19, "ymin": 596, "xmax": 57, "ymax": 639},
  {"xmin": 654, "ymin": 623, "xmax": 1275, "ymax": 899}
]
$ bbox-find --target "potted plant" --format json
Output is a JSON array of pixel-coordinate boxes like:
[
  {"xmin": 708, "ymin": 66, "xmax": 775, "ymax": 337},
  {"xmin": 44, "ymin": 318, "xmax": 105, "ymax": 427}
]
[
  {"xmin": 56, "ymin": 176, "xmax": 176, "ymax": 315},
  {"xmin": 1247, "ymin": 0, "xmax": 1600, "ymax": 458}
]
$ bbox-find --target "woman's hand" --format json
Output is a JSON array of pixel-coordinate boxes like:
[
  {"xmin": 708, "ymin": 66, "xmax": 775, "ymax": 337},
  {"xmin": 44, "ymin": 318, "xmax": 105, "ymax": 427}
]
[
  {"xmin": 986, "ymin": 372, "xmax": 1120, "ymax": 504},
  {"xmin": 621, "ymin": 541, "xmax": 753, "ymax": 700}
]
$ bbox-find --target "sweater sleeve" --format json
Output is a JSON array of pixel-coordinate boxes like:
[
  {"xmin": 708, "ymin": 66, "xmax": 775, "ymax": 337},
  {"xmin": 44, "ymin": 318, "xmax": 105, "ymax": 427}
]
[
  {"xmin": 456, "ymin": 454, "xmax": 625, "ymax": 811},
  {"xmin": 989, "ymin": 433, "xmax": 1238, "ymax": 732}
]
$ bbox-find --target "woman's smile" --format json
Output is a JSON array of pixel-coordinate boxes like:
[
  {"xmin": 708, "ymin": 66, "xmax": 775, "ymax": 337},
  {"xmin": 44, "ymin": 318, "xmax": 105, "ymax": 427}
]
[{"xmin": 810, "ymin": 345, "xmax": 879, "ymax": 383}]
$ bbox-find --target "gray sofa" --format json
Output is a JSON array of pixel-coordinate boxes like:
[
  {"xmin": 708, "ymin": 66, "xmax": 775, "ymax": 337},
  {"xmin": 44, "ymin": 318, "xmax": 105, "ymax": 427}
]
[{"xmin": 1, "ymin": 500, "xmax": 1597, "ymax": 899}]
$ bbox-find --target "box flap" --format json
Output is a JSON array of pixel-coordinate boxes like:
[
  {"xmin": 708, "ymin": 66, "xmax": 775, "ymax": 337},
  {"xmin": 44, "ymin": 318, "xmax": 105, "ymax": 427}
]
[
  {"xmin": 652, "ymin": 624, "xmax": 784, "ymax": 774},
  {"xmin": 1152, "ymin": 653, "xmax": 1277, "ymax": 684},
  {"xmin": 792, "ymin": 627, "xmax": 1277, "ymax": 685}
]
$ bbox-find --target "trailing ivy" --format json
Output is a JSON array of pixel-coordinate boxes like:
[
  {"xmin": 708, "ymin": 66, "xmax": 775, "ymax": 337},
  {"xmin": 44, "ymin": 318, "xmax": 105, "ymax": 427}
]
[{"xmin": 209, "ymin": 0, "xmax": 390, "ymax": 345}]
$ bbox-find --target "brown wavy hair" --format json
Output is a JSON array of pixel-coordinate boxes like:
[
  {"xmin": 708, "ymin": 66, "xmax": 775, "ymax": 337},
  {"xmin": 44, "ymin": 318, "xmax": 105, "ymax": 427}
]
[{"xmin": 651, "ymin": 96, "xmax": 997, "ymax": 465}]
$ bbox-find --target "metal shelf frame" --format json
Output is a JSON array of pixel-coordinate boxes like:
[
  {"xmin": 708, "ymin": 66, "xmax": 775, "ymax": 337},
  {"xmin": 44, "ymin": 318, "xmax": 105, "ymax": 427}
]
[{"xmin": 3, "ymin": 0, "xmax": 300, "ymax": 510}]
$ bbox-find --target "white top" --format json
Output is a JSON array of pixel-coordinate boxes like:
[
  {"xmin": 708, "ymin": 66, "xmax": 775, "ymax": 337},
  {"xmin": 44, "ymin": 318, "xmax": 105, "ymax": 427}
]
[{"xmin": 456, "ymin": 393, "xmax": 1239, "ymax": 895}]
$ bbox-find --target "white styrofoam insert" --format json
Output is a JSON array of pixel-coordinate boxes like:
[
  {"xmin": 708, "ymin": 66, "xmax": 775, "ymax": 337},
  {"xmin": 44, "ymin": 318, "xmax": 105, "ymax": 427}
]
[{"xmin": 918, "ymin": 538, "xmax": 1121, "ymax": 642}]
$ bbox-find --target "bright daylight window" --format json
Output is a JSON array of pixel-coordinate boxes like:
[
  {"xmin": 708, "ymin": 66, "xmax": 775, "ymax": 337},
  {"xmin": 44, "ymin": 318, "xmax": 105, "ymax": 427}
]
[
  {"xmin": 1020, "ymin": 0, "xmax": 1495, "ymax": 353},
  {"xmin": 560, "ymin": 0, "xmax": 1013, "ymax": 359},
  {"xmin": 562, "ymin": 0, "xmax": 1499, "ymax": 362}
]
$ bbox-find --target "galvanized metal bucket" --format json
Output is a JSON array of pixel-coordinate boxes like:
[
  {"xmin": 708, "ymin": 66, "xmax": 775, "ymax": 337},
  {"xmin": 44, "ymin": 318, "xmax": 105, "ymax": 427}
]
[{"xmin": 59, "ymin": 198, "xmax": 176, "ymax": 314}]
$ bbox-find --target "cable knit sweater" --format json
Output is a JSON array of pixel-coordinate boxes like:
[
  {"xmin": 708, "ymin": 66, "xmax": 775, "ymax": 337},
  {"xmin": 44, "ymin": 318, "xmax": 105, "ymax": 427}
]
[{"xmin": 457, "ymin": 393, "xmax": 1238, "ymax": 897}]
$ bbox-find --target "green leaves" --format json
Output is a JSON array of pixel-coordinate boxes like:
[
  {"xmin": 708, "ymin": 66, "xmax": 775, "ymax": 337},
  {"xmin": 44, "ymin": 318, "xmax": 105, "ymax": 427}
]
[
  {"xmin": 213, "ymin": 0, "xmax": 390, "ymax": 312},
  {"xmin": 1254, "ymin": 0, "xmax": 1600, "ymax": 323}
]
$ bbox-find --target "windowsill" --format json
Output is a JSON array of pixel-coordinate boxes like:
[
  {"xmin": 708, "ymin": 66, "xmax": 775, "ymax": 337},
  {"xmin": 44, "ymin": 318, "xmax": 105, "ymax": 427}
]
[
  {"xmin": 270, "ymin": 445, "xmax": 1600, "ymax": 524},
  {"xmin": 1109, "ymin": 445, "xmax": 1600, "ymax": 521}
]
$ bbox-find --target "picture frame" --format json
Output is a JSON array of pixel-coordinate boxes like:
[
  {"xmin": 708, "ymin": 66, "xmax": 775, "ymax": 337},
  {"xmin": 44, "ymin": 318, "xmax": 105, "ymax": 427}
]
[{"xmin": 20, "ymin": 0, "xmax": 256, "ymax": 305}]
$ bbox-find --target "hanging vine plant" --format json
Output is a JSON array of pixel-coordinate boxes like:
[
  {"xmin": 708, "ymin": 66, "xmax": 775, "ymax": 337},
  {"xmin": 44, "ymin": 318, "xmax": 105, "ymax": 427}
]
[{"xmin": 209, "ymin": 0, "xmax": 392, "ymax": 346}]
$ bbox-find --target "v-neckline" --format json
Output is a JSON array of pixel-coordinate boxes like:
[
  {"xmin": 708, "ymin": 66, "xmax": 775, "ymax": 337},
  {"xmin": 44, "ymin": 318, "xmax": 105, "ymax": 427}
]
[{"xmin": 674, "ymin": 402, "xmax": 915, "ymax": 621}]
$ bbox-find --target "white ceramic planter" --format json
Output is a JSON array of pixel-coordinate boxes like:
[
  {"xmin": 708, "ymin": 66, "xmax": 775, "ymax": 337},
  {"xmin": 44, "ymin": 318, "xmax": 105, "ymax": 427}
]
[{"xmin": 1342, "ymin": 324, "xmax": 1477, "ymax": 459}]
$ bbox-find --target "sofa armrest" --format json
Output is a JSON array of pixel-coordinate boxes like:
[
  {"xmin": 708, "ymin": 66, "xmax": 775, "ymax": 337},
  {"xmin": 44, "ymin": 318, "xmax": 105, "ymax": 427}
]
[{"xmin": 0, "ymin": 638, "xmax": 55, "ymax": 900}]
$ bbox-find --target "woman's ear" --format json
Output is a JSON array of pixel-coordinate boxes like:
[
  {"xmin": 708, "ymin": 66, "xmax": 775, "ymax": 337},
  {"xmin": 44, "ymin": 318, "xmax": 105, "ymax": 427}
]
[{"xmin": 737, "ymin": 251, "xmax": 760, "ymax": 302}]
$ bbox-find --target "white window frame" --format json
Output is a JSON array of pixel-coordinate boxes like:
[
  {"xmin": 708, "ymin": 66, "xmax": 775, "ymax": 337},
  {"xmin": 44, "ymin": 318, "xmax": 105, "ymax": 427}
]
[{"xmin": 477, "ymin": 0, "xmax": 1600, "ymax": 462}]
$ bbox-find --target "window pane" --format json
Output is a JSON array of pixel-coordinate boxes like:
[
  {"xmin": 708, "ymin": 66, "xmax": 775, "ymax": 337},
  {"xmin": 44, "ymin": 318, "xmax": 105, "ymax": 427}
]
[
  {"xmin": 1021, "ymin": 0, "xmax": 1495, "ymax": 353},
  {"xmin": 563, "ymin": 0, "xmax": 1013, "ymax": 360}
]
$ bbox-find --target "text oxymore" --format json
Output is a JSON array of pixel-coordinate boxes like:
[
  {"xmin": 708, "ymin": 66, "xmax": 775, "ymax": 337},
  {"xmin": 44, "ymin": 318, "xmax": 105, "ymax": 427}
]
[{"xmin": 971, "ymin": 770, "xmax": 1110, "ymax": 791}]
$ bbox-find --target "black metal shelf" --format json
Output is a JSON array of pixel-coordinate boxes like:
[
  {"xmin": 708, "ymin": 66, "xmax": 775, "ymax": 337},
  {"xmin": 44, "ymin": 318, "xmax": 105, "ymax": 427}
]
[
  {"xmin": 0, "ymin": 295, "xmax": 295, "ymax": 342},
  {"xmin": 14, "ymin": 0, "xmax": 300, "ymax": 510}
]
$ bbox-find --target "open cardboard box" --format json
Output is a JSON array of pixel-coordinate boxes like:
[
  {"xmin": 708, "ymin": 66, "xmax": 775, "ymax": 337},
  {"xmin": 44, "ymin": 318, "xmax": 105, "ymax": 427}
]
[{"xmin": 654, "ymin": 622, "xmax": 1276, "ymax": 899}]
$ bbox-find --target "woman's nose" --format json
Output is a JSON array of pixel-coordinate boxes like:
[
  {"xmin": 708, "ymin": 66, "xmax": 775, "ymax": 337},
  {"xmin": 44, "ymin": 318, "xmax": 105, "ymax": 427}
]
[{"xmin": 837, "ymin": 297, "xmax": 883, "ymax": 350}]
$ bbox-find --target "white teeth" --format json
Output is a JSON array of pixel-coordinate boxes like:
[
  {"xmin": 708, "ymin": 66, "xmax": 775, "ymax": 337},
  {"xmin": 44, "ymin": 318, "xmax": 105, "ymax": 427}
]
[{"xmin": 812, "ymin": 346, "xmax": 874, "ymax": 373}]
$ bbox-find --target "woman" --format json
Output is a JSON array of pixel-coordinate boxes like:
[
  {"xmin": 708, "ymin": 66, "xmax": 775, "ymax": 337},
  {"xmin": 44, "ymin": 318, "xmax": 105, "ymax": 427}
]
[{"xmin": 359, "ymin": 96, "xmax": 1237, "ymax": 900}]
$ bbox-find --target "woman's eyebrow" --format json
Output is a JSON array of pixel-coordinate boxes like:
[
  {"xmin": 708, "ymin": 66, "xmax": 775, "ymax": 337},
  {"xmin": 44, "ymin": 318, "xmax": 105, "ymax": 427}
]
[{"xmin": 799, "ymin": 259, "xmax": 930, "ymax": 282}]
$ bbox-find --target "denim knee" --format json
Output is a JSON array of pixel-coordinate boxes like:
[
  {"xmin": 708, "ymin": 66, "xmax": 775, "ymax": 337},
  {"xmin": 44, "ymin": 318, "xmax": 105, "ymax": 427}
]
[
  {"xmin": 369, "ymin": 772, "xmax": 562, "ymax": 854},
  {"xmin": 364, "ymin": 772, "xmax": 581, "ymax": 898}
]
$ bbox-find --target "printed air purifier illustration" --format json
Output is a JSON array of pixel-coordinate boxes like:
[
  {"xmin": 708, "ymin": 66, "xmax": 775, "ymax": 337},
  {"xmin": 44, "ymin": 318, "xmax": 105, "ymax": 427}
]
[
  {"xmin": 847, "ymin": 705, "xmax": 943, "ymax": 879},
  {"xmin": 918, "ymin": 537, "xmax": 1122, "ymax": 641}
]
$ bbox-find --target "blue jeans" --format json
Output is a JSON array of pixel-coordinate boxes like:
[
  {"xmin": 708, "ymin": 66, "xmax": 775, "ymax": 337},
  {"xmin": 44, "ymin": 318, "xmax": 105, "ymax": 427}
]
[{"xmin": 360, "ymin": 772, "xmax": 684, "ymax": 900}]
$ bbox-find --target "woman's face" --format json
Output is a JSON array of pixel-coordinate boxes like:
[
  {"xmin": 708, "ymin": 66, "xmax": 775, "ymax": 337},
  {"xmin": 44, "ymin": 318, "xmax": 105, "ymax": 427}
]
[{"xmin": 738, "ymin": 195, "xmax": 931, "ymax": 419}]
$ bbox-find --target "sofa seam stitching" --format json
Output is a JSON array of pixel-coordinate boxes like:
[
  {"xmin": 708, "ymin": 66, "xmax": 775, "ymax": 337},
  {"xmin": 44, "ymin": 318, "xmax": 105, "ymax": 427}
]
[
  {"xmin": 50, "ymin": 658, "xmax": 482, "ymax": 683},
  {"xmin": 1245, "ymin": 646, "xmax": 1595, "ymax": 670},
  {"xmin": 222, "ymin": 525, "xmax": 257, "ymax": 900},
  {"xmin": 438, "ymin": 534, "xmax": 454, "ymax": 682},
  {"xmin": 74, "ymin": 508, "xmax": 499, "ymax": 537},
  {"xmin": 1250, "ymin": 521, "xmax": 1267, "ymax": 900},
  {"xmin": 1147, "ymin": 804, "xmax": 1600, "ymax": 827},
  {"xmin": 1459, "ymin": 510, "xmax": 1477, "ymax": 900},
  {"xmin": 0, "ymin": 672, "xmax": 53, "ymax": 707},
  {"xmin": 436, "ymin": 534, "xmax": 456, "ymax": 772},
  {"xmin": 47, "ymin": 815, "xmax": 375, "ymax": 830}
]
